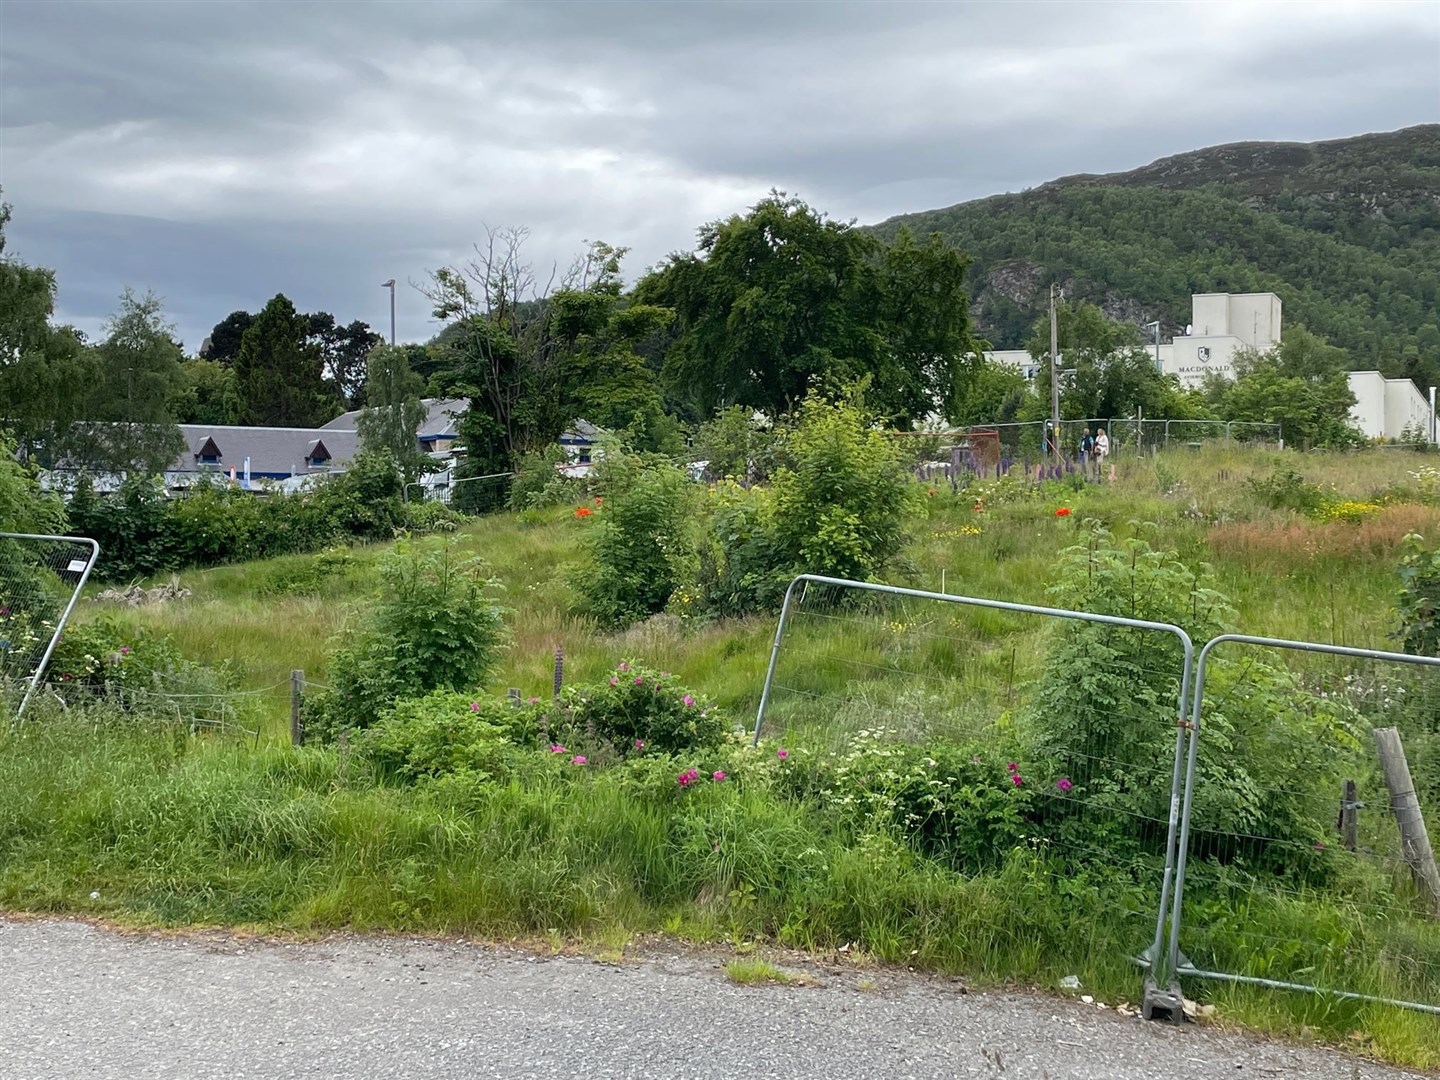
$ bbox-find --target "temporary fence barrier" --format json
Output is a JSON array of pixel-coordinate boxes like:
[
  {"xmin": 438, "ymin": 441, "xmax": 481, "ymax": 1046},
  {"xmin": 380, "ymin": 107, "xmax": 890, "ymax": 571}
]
[
  {"xmin": 752, "ymin": 574, "xmax": 1197, "ymax": 1019},
  {"xmin": 911, "ymin": 420, "xmax": 1282, "ymax": 486},
  {"xmin": 0, "ymin": 533, "xmax": 100, "ymax": 722},
  {"xmin": 1168, "ymin": 635, "xmax": 1440, "ymax": 1016},
  {"xmin": 404, "ymin": 471, "xmax": 514, "ymax": 510}
]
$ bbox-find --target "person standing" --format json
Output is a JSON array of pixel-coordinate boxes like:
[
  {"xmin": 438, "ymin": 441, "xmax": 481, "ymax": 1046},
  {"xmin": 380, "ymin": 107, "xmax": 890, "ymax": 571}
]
[
  {"xmin": 1093, "ymin": 426, "xmax": 1109, "ymax": 480},
  {"xmin": 1078, "ymin": 427, "xmax": 1094, "ymax": 474}
]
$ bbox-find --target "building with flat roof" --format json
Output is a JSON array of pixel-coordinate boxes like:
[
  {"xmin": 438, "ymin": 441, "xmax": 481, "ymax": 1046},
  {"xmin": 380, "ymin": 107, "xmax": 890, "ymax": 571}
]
[{"xmin": 987, "ymin": 291, "xmax": 1433, "ymax": 441}]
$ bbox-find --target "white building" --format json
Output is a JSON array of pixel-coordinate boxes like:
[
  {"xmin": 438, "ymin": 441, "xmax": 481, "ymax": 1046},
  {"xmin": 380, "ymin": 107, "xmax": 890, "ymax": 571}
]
[
  {"xmin": 1347, "ymin": 371, "xmax": 1434, "ymax": 442},
  {"xmin": 1159, "ymin": 292, "xmax": 1283, "ymax": 389},
  {"xmin": 988, "ymin": 291, "xmax": 1433, "ymax": 442}
]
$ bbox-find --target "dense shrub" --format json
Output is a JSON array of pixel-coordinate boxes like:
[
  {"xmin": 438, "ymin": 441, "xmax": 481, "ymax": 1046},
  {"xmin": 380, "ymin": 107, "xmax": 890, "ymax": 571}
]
[
  {"xmin": 557, "ymin": 661, "xmax": 728, "ymax": 755},
  {"xmin": 574, "ymin": 455, "xmax": 697, "ymax": 627},
  {"xmin": 687, "ymin": 480, "xmax": 789, "ymax": 618},
  {"xmin": 66, "ymin": 452, "xmax": 466, "ymax": 581},
  {"xmin": 822, "ymin": 731, "xmax": 1032, "ymax": 871},
  {"xmin": 305, "ymin": 538, "xmax": 510, "ymax": 740},
  {"xmin": 1027, "ymin": 522, "xmax": 1345, "ymax": 874},
  {"xmin": 357, "ymin": 691, "xmax": 523, "ymax": 782},
  {"xmin": 1247, "ymin": 466, "xmax": 1326, "ymax": 516},
  {"xmin": 1397, "ymin": 532, "xmax": 1440, "ymax": 657},
  {"xmin": 767, "ymin": 391, "xmax": 911, "ymax": 584},
  {"xmin": 507, "ymin": 444, "xmax": 583, "ymax": 510}
]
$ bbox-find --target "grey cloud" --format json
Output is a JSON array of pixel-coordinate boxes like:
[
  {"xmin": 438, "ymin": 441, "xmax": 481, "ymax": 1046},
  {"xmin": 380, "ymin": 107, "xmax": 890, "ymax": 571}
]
[{"xmin": 2, "ymin": 0, "xmax": 1436, "ymax": 349}]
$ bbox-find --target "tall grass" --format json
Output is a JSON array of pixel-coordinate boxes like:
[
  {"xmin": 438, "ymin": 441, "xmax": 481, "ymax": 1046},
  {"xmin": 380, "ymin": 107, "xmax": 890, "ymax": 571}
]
[
  {"xmin": 19, "ymin": 444, "xmax": 1440, "ymax": 1065},
  {"xmin": 2, "ymin": 717, "xmax": 1436, "ymax": 1065}
]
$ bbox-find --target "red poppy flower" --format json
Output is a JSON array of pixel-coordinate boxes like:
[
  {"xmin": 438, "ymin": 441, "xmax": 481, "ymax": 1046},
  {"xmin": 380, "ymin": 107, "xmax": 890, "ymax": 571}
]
[
  {"xmin": 1055, "ymin": 507, "xmax": 1071, "ymax": 517},
  {"xmin": 574, "ymin": 507, "xmax": 593, "ymax": 518}
]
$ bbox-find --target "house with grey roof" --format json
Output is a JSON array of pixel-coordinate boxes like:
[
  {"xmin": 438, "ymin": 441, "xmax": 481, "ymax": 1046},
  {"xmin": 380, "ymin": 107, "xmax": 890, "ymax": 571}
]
[
  {"xmin": 323, "ymin": 397, "xmax": 467, "ymax": 455},
  {"xmin": 170, "ymin": 423, "xmax": 361, "ymax": 488}
]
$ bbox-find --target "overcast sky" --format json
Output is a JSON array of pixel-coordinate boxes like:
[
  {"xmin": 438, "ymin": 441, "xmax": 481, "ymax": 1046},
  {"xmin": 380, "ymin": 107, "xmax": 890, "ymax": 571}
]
[{"xmin": 2, "ymin": 0, "xmax": 1438, "ymax": 350}]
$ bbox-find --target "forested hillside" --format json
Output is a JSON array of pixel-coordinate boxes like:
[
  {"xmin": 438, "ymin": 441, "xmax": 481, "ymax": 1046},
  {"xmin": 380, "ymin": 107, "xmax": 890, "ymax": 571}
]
[{"xmin": 869, "ymin": 125, "xmax": 1440, "ymax": 386}]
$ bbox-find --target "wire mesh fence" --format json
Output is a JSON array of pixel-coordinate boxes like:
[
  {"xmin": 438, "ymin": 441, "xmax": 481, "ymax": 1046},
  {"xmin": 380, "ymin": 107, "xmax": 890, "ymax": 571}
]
[
  {"xmin": 24, "ymin": 677, "xmax": 275, "ymax": 742},
  {"xmin": 751, "ymin": 574, "xmax": 1196, "ymax": 1015},
  {"xmin": 910, "ymin": 420, "xmax": 1283, "ymax": 487},
  {"xmin": 0, "ymin": 533, "xmax": 100, "ymax": 721},
  {"xmin": 406, "ymin": 471, "xmax": 515, "ymax": 512},
  {"xmin": 1171, "ymin": 637, "xmax": 1440, "ymax": 1015}
]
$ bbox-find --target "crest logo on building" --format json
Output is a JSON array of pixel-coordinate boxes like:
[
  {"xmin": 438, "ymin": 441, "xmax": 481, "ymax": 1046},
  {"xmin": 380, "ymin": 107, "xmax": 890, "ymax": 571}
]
[{"xmin": 1197, "ymin": 346, "xmax": 1212, "ymax": 363}]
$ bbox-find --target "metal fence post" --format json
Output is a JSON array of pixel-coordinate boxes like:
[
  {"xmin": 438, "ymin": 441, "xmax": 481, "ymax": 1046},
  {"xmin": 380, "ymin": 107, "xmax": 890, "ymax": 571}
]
[
  {"xmin": 1172, "ymin": 633, "xmax": 1440, "ymax": 1015},
  {"xmin": 4, "ymin": 533, "xmax": 101, "ymax": 724},
  {"xmin": 751, "ymin": 573, "xmax": 1195, "ymax": 1019}
]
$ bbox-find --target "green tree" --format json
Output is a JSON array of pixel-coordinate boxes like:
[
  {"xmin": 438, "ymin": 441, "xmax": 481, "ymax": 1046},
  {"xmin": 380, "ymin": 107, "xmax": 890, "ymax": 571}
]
[
  {"xmin": 1209, "ymin": 326, "xmax": 1359, "ymax": 447},
  {"xmin": 0, "ymin": 199, "xmax": 96, "ymax": 465},
  {"xmin": 66, "ymin": 289, "xmax": 187, "ymax": 477},
  {"xmin": 170, "ymin": 358, "xmax": 239, "ymax": 424},
  {"xmin": 201, "ymin": 310, "xmax": 254, "ymax": 364},
  {"xmin": 357, "ymin": 345, "xmax": 429, "ymax": 485},
  {"xmin": 233, "ymin": 294, "xmax": 339, "ymax": 427},
  {"xmin": 548, "ymin": 245, "xmax": 681, "ymax": 454},
  {"xmin": 948, "ymin": 356, "xmax": 1035, "ymax": 427},
  {"xmin": 638, "ymin": 193, "xmax": 977, "ymax": 422},
  {"xmin": 308, "ymin": 311, "xmax": 383, "ymax": 408}
]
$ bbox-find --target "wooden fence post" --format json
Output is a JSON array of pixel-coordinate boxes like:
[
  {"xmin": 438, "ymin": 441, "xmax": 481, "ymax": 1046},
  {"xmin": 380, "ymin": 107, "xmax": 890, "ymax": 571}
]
[
  {"xmin": 1339, "ymin": 779, "xmax": 1359, "ymax": 852},
  {"xmin": 290, "ymin": 669, "xmax": 304, "ymax": 747},
  {"xmin": 1374, "ymin": 727, "xmax": 1440, "ymax": 918}
]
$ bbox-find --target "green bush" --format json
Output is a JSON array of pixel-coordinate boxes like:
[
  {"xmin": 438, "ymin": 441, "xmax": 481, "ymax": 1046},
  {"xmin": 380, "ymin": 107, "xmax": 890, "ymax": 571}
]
[
  {"xmin": 357, "ymin": 691, "xmax": 521, "ymax": 783},
  {"xmin": 305, "ymin": 538, "xmax": 510, "ymax": 740},
  {"xmin": 507, "ymin": 444, "xmax": 583, "ymax": 510},
  {"xmin": 1247, "ymin": 466, "xmax": 1326, "ymax": 515},
  {"xmin": 1397, "ymin": 532, "xmax": 1440, "ymax": 657},
  {"xmin": 558, "ymin": 661, "xmax": 729, "ymax": 754},
  {"xmin": 688, "ymin": 480, "xmax": 790, "ymax": 618},
  {"xmin": 1028, "ymin": 522, "xmax": 1345, "ymax": 875},
  {"xmin": 767, "ymin": 391, "xmax": 911, "ymax": 584},
  {"xmin": 822, "ymin": 731, "xmax": 1032, "ymax": 871},
  {"xmin": 574, "ymin": 456, "xmax": 697, "ymax": 627},
  {"xmin": 67, "ymin": 476, "xmax": 175, "ymax": 580}
]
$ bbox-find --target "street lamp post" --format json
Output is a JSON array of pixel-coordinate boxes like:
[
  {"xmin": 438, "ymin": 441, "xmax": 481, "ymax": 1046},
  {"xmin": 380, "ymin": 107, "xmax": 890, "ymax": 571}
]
[
  {"xmin": 381, "ymin": 279, "xmax": 396, "ymax": 346},
  {"xmin": 1143, "ymin": 320, "xmax": 1161, "ymax": 373}
]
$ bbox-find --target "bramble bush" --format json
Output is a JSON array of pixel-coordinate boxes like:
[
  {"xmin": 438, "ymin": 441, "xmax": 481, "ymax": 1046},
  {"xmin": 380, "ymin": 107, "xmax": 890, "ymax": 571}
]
[{"xmin": 305, "ymin": 538, "xmax": 510, "ymax": 741}]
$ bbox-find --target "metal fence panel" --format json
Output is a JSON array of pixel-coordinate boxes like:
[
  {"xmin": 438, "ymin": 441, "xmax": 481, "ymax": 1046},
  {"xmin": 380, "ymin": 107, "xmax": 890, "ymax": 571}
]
[
  {"xmin": 1171, "ymin": 634, "xmax": 1440, "ymax": 1016},
  {"xmin": 0, "ymin": 533, "xmax": 100, "ymax": 722},
  {"xmin": 752, "ymin": 574, "xmax": 1196, "ymax": 1019}
]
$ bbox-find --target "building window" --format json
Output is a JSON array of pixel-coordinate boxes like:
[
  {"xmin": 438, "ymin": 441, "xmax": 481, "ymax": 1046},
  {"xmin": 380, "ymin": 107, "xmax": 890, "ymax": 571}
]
[{"xmin": 199, "ymin": 453, "xmax": 219, "ymax": 465}]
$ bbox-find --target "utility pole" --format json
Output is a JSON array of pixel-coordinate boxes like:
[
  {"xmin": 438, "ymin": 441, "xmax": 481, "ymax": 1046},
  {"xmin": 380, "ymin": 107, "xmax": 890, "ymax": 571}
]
[
  {"xmin": 1049, "ymin": 283, "xmax": 1061, "ymax": 466},
  {"xmin": 381, "ymin": 279, "xmax": 396, "ymax": 346}
]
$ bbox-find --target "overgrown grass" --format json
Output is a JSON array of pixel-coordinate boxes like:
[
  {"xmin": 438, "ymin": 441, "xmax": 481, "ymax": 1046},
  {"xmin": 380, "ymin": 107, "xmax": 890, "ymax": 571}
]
[{"xmin": 13, "ymin": 444, "xmax": 1440, "ymax": 1066}]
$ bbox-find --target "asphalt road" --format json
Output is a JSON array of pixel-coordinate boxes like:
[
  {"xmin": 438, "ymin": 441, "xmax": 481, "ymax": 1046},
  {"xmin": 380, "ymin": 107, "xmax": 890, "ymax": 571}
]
[{"xmin": 0, "ymin": 917, "xmax": 1423, "ymax": 1080}]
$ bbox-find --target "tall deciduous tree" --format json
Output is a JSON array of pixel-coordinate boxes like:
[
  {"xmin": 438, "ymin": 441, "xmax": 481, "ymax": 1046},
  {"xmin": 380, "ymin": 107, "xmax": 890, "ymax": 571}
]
[
  {"xmin": 66, "ymin": 288, "xmax": 187, "ymax": 476},
  {"xmin": 309, "ymin": 312, "xmax": 382, "ymax": 408},
  {"xmin": 637, "ymin": 193, "xmax": 978, "ymax": 423},
  {"xmin": 357, "ymin": 345, "xmax": 429, "ymax": 484},
  {"xmin": 233, "ymin": 294, "xmax": 338, "ymax": 427},
  {"xmin": 1207, "ymin": 325, "xmax": 1359, "ymax": 447},
  {"xmin": 0, "ymin": 199, "xmax": 95, "ymax": 464}
]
